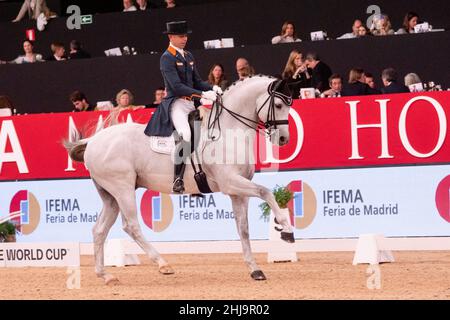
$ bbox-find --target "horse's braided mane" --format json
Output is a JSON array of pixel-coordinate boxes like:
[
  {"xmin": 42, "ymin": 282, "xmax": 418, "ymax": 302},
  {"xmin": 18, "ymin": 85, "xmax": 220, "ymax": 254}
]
[{"xmin": 223, "ymin": 74, "xmax": 276, "ymax": 94}]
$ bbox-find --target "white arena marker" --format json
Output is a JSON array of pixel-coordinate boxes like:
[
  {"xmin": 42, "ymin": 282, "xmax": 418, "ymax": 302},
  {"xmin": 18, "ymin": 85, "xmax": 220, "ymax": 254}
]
[
  {"xmin": 104, "ymin": 239, "xmax": 140, "ymax": 267},
  {"xmin": 0, "ymin": 242, "xmax": 80, "ymax": 267},
  {"xmin": 267, "ymin": 210, "xmax": 298, "ymax": 263},
  {"xmin": 352, "ymin": 234, "xmax": 395, "ymax": 265}
]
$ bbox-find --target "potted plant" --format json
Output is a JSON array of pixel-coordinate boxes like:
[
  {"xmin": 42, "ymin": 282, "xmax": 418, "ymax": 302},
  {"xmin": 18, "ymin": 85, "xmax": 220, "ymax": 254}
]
[
  {"xmin": 259, "ymin": 185, "xmax": 293, "ymax": 222},
  {"xmin": 0, "ymin": 221, "xmax": 17, "ymax": 243}
]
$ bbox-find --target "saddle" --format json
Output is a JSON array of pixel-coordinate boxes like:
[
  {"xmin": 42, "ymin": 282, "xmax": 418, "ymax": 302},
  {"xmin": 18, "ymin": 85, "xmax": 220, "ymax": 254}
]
[{"xmin": 149, "ymin": 109, "xmax": 212, "ymax": 194}]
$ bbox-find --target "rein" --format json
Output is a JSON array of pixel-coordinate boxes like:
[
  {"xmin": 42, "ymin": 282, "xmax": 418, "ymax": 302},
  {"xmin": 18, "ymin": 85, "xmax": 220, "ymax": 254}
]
[{"xmin": 206, "ymin": 79, "xmax": 292, "ymax": 141}]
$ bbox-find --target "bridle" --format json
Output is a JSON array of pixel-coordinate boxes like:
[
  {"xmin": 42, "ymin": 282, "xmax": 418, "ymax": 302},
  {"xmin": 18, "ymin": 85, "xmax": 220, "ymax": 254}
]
[{"xmin": 207, "ymin": 79, "xmax": 293, "ymax": 140}]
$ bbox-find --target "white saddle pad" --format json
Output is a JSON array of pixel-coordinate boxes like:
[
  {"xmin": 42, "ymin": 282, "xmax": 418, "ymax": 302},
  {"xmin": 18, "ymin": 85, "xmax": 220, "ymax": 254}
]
[
  {"xmin": 149, "ymin": 133, "xmax": 209, "ymax": 156},
  {"xmin": 150, "ymin": 135, "xmax": 176, "ymax": 155}
]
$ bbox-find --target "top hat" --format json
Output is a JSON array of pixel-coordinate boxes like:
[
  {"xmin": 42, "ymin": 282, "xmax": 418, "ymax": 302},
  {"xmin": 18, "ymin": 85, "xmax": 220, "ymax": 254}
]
[{"xmin": 163, "ymin": 21, "xmax": 192, "ymax": 35}]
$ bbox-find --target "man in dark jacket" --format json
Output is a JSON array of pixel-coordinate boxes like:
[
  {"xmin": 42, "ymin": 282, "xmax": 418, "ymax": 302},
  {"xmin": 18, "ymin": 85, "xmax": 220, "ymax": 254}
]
[
  {"xmin": 144, "ymin": 21, "xmax": 219, "ymax": 193},
  {"xmin": 305, "ymin": 52, "xmax": 332, "ymax": 92},
  {"xmin": 381, "ymin": 68, "xmax": 410, "ymax": 94},
  {"xmin": 69, "ymin": 40, "xmax": 91, "ymax": 60}
]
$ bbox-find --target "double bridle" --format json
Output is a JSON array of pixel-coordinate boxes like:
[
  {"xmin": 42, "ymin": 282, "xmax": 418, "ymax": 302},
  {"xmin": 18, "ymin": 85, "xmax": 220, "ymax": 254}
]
[{"xmin": 207, "ymin": 79, "xmax": 293, "ymax": 140}]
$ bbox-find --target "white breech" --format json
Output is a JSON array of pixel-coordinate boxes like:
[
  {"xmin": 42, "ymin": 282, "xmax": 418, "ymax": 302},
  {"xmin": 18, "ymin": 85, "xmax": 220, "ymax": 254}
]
[{"xmin": 170, "ymin": 99, "xmax": 195, "ymax": 142}]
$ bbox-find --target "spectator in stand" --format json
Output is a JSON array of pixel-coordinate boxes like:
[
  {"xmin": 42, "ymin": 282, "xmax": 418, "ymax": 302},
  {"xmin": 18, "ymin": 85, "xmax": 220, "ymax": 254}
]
[
  {"xmin": 281, "ymin": 50, "xmax": 311, "ymax": 99},
  {"xmin": 46, "ymin": 42, "xmax": 66, "ymax": 61},
  {"xmin": 371, "ymin": 14, "xmax": 395, "ymax": 36},
  {"xmin": 381, "ymin": 68, "xmax": 410, "ymax": 94},
  {"xmin": 146, "ymin": 87, "xmax": 165, "ymax": 108},
  {"xmin": 337, "ymin": 19, "xmax": 363, "ymax": 39},
  {"xmin": 123, "ymin": 0, "xmax": 137, "ymax": 12},
  {"xmin": 0, "ymin": 95, "xmax": 15, "ymax": 116},
  {"xmin": 165, "ymin": 0, "xmax": 177, "ymax": 9},
  {"xmin": 321, "ymin": 74, "xmax": 343, "ymax": 98},
  {"xmin": 12, "ymin": 0, "xmax": 53, "ymax": 22},
  {"xmin": 397, "ymin": 12, "xmax": 419, "ymax": 34},
  {"xmin": 341, "ymin": 68, "xmax": 377, "ymax": 96},
  {"xmin": 363, "ymin": 72, "xmax": 381, "ymax": 93},
  {"xmin": 12, "ymin": 40, "xmax": 44, "ymax": 64},
  {"xmin": 207, "ymin": 64, "xmax": 229, "ymax": 91},
  {"xmin": 235, "ymin": 58, "xmax": 255, "ymax": 81},
  {"xmin": 271, "ymin": 21, "xmax": 302, "ymax": 44},
  {"xmin": 114, "ymin": 89, "xmax": 144, "ymax": 110},
  {"xmin": 136, "ymin": 0, "xmax": 150, "ymax": 10},
  {"xmin": 404, "ymin": 73, "xmax": 422, "ymax": 87},
  {"xmin": 69, "ymin": 40, "xmax": 91, "ymax": 60},
  {"xmin": 69, "ymin": 91, "xmax": 96, "ymax": 112},
  {"xmin": 358, "ymin": 25, "xmax": 370, "ymax": 37},
  {"xmin": 304, "ymin": 53, "xmax": 332, "ymax": 92}
]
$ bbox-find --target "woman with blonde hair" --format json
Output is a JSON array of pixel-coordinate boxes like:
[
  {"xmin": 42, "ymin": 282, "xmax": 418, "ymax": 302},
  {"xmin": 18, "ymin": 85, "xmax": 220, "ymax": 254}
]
[
  {"xmin": 271, "ymin": 21, "xmax": 302, "ymax": 44},
  {"xmin": 114, "ymin": 89, "xmax": 144, "ymax": 111},
  {"xmin": 282, "ymin": 50, "xmax": 311, "ymax": 98},
  {"xmin": 371, "ymin": 14, "xmax": 395, "ymax": 36}
]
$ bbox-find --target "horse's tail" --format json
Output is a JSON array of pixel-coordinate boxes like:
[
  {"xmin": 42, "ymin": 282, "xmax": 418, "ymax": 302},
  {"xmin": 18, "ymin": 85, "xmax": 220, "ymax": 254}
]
[{"xmin": 63, "ymin": 127, "xmax": 89, "ymax": 163}]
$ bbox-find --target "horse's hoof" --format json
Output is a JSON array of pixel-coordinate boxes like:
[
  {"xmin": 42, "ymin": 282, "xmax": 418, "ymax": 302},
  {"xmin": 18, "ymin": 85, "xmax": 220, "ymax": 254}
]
[
  {"xmin": 159, "ymin": 265, "xmax": 175, "ymax": 275},
  {"xmin": 281, "ymin": 232, "xmax": 295, "ymax": 243},
  {"xmin": 104, "ymin": 275, "xmax": 120, "ymax": 286},
  {"xmin": 251, "ymin": 270, "xmax": 267, "ymax": 281}
]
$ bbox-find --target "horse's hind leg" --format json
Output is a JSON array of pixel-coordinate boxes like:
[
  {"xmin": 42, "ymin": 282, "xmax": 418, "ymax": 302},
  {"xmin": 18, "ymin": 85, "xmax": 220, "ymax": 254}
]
[
  {"xmin": 114, "ymin": 189, "xmax": 174, "ymax": 275},
  {"xmin": 230, "ymin": 195, "xmax": 266, "ymax": 281},
  {"xmin": 92, "ymin": 181, "xmax": 120, "ymax": 285}
]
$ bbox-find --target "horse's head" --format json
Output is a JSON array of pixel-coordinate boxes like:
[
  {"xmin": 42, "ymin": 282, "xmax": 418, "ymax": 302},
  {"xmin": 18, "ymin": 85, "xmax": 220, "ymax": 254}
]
[{"xmin": 256, "ymin": 79, "xmax": 293, "ymax": 146}]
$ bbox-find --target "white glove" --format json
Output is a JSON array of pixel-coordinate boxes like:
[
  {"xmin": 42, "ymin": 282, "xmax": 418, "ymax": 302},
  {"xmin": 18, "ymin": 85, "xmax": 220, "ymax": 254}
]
[
  {"xmin": 201, "ymin": 90, "xmax": 217, "ymax": 102},
  {"xmin": 212, "ymin": 85, "xmax": 223, "ymax": 95},
  {"xmin": 200, "ymin": 98, "xmax": 213, "ymax": 106}
]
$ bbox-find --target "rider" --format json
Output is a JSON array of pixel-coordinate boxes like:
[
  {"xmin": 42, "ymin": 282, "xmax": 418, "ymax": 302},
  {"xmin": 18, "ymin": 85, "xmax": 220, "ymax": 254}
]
[{"xmin": 144, "ymin": 21, "xmax": 222, "ymax": 193}]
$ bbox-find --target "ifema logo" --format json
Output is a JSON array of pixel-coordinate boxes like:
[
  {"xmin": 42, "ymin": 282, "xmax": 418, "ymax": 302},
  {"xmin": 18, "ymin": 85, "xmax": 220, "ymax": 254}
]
[
  {"xmin": 140, "ymin": 190, "xmax": 174, "ymax": 232},
  {"xmin": 286, "ymin": 180, "xmax": 317, "ymax": 229},
  {"xmin": 9, "ymin": 190, "xmax": 41, "ymax": 235},
  {"xmin": 435, "ymin": 175, "xmax": 450, "ymax": 223}
]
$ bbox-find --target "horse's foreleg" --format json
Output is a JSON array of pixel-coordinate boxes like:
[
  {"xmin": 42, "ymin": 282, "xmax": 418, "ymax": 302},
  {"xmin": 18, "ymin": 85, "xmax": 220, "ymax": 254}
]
[
  {"xmin": 222, "ymin": 175, "xmax": 294, "ymax": 239},
  {"xmin": 116, "ymin": 190, "xmax": 174, "ymax": 275},
  {"xmin": 230, "ymin": 195, "xmax": 266, "ymax": 280}
]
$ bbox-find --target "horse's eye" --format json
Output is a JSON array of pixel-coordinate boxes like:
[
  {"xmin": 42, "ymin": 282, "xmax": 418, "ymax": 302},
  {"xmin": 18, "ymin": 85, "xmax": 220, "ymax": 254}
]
[{"xmin": 275, "ymin": 104, "xmax": 282, "ymax": 109}]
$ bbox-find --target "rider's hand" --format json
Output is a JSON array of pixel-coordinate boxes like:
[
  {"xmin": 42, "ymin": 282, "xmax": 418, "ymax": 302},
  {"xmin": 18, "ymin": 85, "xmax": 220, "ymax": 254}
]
[
  {"xmin": 201, "ymin": 90, "xmax": 217, "ymax": 102},
  {"xmin": 212, "ymin": 85, "xmax": 223, "ymax": 95}
]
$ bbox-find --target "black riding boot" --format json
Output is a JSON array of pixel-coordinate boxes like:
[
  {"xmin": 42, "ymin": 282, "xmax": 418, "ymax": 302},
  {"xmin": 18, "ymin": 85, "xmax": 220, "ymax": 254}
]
[{"xmin": 172, "ymin": 139, "xmax": 189, "ymax": 193}]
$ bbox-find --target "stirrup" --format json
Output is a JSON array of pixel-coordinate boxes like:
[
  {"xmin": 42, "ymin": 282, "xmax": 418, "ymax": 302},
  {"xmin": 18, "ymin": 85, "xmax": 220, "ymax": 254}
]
[{"xmin": 172, "ymin": 177, "xmax": 185, "ymax": 193}]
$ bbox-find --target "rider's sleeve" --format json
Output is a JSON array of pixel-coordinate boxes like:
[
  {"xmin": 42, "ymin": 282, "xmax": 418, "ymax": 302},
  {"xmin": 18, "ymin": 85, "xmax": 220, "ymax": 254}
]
[{"xmin": 160, "ymin": 54, "xmax": 203, "ymax": 99}]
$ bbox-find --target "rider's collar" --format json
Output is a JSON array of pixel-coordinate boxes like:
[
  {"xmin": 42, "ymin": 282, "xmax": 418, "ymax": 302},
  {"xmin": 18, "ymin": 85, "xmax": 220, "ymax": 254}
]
[{"xmin": 169, "ymin": 43, "xmax": 185, "ymax": 58}]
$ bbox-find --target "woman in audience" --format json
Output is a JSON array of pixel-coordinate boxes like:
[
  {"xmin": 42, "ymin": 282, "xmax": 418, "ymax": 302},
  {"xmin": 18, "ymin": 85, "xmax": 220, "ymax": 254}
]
[
  {"xmin": 404, "ymin": 73, "xmax": 422, "ymax": 87},
  {"xmin": 207, "ymin": 64, "xmax": 229, "ymax": 91},
  {"xmin": 341, "ymin": 68, "xmax": 377, "ymax": 96},
  {"xmin": 271, "ymin": 21, "xmax": 302, "ymax": 44},
  {"xmin": 12, "ymin": 0, "xmax": 52, "ymax": 22},
  {"xmin": 114, "ymin": 89, "xmax": 144, "ymax": 111},
  {"xmin": 12, "ymin": 40, "xmax": 44, "ymax": 64},
  {"xmin": 358, "ymin": 25, "xmax": 370, "ymax": 37},
  {"xmin": 397, "ymin": 12, "xmax": 419, "ymax": 34},
  {"xmin": 371, "ymin": 14, "xmax": 395, "ymax": 36},
  {"xmin": 282, "ymin": 50, "xmax": 311, "ymax": 99}
]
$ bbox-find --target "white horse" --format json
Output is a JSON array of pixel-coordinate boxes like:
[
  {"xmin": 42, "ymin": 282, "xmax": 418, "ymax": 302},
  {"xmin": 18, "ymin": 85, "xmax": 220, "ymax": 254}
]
[{"xmin": 64, "ymin": 75, "xmax": 295, "ymax": 284}]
